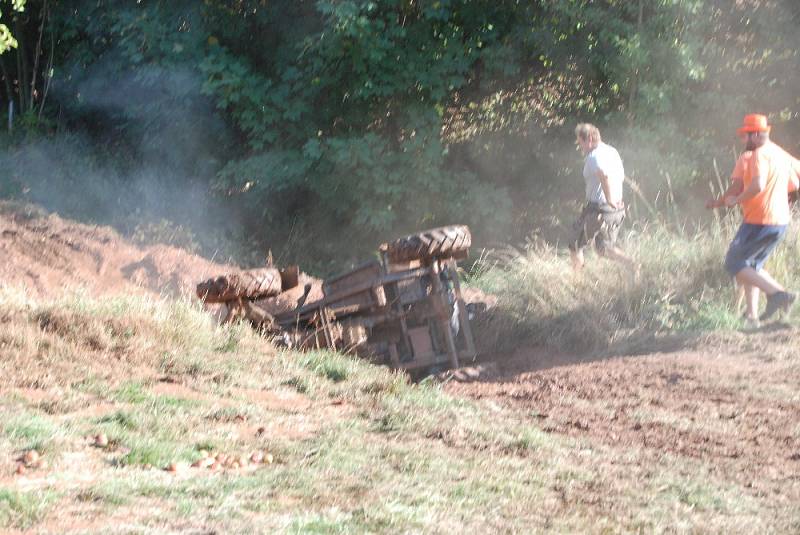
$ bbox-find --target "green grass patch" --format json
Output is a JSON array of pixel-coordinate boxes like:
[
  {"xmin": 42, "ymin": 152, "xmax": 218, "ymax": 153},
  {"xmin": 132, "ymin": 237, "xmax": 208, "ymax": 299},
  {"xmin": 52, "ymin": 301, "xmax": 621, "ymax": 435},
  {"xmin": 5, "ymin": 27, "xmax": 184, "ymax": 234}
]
[
  {"xmin": 3, "ymin": 413, "xmax": 58, "ymax": 443},
  {"xmin": 116, "ymin": 438, "xmax": 193, "ymax": 468},
  {"xmin": 204, "ymin": 405, "xmax": 256, "ymax": 423},
  {"xmin": 282, "ymin": 376, "xmax": 311, "ymax": 394},
  {"xmin": 112, "ymin": 381, "xmax": 150, "ymax": 404},
  {"xmin": 507, "ymin": 426, "xmax": 551, "ymax": 453},
  {"xmin": 152, "ymin": 394, "xmax": 200, "ymax": 410},
  {"xmin": 300, "ymin": 351, "xmax": 354, "ymax": 383},
  {"xmin": 97, "ymin": 410, "xmax": 139, "ymax": 431},
  {"xmin": 110, "ymin": 382, "xmax": 199, "ymax": 413},
  {"xmin": 1, "ymin": 411, "xmax": 70, "ymax": 454},
  {"xmin": 70, "ymin": 375, "xmax": 110, "ymax": 396},
  {"xmin": 0, "ymin": 489, "xmax": 59, "ymax": 530}
]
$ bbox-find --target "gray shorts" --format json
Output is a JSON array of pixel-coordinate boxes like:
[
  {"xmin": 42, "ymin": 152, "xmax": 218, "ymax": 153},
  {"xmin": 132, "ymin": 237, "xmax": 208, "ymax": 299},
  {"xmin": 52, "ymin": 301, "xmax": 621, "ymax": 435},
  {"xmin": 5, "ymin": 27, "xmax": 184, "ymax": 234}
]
[
  {"xmin": 724, "ymin": 223, "xmax": 787, "ymax": 276},
  {"xmin": 569, "ymin": 203, "xmax": 625, "ymax": 253}
]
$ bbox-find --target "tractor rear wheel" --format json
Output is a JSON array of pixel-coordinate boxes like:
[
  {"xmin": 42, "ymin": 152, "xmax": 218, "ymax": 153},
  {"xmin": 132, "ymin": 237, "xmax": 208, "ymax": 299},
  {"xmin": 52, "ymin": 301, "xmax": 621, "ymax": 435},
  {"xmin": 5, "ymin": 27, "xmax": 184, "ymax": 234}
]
[
  {"xmin": 381, "ymin": 225, "xmax": 471, "ymax": 263},
  {"xmin": 196, "ymin": 267, "xmax": 282, "ymax": 303}
]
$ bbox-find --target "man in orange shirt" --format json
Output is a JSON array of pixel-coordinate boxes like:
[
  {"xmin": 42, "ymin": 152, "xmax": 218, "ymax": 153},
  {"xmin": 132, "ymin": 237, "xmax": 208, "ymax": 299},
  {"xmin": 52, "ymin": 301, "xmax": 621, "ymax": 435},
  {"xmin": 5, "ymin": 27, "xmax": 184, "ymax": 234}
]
[{"xmin": 707, "ymin": 114, "xmax": 799, "ymax": 326}]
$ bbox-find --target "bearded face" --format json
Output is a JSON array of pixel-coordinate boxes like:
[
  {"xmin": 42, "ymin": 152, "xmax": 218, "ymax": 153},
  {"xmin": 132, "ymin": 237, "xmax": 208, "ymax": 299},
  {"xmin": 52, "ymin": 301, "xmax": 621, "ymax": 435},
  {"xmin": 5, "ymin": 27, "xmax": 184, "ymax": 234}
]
[{"xmin": 743, "ymin": 131, "xmax": 768, "ymax": 151}]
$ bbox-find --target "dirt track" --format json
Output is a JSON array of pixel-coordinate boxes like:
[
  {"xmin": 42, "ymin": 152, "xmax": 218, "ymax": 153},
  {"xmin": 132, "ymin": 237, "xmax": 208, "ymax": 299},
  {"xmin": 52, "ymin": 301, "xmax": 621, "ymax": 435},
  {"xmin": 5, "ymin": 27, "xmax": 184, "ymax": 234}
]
[{"xmin": 446, "ymin": 329, "xmax": 800, "ymax": 505}]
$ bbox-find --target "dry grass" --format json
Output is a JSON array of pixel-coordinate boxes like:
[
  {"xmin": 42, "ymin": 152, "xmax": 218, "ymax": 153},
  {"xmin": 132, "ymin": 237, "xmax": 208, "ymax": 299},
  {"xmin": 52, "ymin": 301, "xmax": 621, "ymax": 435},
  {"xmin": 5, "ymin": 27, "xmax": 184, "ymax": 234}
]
[{"xmin": 469, "ymin": 216, "xmax": 800, "ymax": 353}]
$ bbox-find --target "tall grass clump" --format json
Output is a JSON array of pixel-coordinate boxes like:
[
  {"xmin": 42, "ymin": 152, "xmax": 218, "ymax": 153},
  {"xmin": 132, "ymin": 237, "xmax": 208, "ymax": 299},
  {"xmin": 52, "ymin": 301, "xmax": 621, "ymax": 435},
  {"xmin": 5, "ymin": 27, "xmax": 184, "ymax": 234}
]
[
  {"xmin": 469, "ymin": 216, "xmax": 800, "ymax": 353},
  {"xmin": 0, "ymin": 286, "xmax": 268, "ymax": 388},
  {"xmin": 0, "ymin": 489, "xmax": 59, "ymax": 530}
]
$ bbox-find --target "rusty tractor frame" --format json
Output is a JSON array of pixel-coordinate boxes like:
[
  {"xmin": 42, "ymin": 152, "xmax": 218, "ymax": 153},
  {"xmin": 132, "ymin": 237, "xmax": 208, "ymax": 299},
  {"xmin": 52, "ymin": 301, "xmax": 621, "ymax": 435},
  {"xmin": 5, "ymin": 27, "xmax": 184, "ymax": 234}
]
[
  {"xmin": 198, "ymin": 226, "xmax": 477, "ymax": 373},
  {"xmin": 278, "ymin": 256, "xmax": 476, "ymax": 372}
]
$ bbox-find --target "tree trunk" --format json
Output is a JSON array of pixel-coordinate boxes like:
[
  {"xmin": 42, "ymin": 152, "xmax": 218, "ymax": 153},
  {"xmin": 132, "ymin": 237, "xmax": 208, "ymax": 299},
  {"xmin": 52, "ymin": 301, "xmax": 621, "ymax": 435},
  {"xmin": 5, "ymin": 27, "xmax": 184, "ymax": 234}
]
[
  {"xmin": 0, "ymin": 54, "xmax": 13, "ymax": 108},
  {"xmin": 30, "ymin": 0, "xmax": 49, "ymax": 114},
  {"xmin": 15, "ymin": 17, "xmax": 30, "ymax": 112},
  {"xmin": 39, "ymin": 19, "xmax": 54, "ymax": 121}
]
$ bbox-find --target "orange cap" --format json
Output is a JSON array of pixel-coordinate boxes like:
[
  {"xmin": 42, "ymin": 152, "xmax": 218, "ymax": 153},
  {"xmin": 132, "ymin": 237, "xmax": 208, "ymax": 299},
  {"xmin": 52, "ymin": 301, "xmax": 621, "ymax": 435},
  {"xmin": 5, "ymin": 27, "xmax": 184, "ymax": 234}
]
[{"xmin": 737, "ymin": 114, "xmax": 771, "ymax": 135}]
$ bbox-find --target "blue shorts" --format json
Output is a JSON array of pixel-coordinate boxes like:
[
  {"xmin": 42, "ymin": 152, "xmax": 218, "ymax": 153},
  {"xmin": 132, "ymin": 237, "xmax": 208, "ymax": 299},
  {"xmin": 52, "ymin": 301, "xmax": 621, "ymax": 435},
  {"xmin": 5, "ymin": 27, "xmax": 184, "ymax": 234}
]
[{"xmin": 724, "ymin": 223, "xmax": 787, "ymax": 276}]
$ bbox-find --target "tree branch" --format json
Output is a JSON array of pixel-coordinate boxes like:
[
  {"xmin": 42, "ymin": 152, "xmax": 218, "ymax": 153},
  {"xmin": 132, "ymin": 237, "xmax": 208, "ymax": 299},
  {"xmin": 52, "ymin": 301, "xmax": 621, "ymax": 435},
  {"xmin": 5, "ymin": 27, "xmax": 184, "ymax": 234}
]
[
  {"xmin": 30, "ymin": 0, "xmax": 48, "ymax": 113},
  {"xmin": 39, "ymin": 6, "xmax": 54, "ymax": 121},
  {"xmin": 15, "ymin": 16, "xmax": 29, "ymax": 111}
]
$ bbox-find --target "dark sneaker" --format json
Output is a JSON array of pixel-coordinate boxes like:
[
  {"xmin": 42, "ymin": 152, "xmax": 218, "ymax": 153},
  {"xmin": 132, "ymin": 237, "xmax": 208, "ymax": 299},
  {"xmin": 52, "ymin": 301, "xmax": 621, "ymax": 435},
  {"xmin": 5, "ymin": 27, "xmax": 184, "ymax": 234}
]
[{"xmin": 760, "ymin": 291, "xmax": 797, "ymax": 321}]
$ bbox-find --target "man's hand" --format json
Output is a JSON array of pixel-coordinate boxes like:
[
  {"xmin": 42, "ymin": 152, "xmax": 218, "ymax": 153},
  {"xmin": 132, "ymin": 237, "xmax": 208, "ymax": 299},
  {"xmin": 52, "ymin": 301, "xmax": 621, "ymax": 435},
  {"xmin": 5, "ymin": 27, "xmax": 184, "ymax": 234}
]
[
  {"xmin": 724, "ymin": 195, "xmax": 739, "ymax": 207},
  {"xmin": 705, "ymin": 198, "xmax": 720, "ymax": 209},
  {"xmin": 607, "ymin": 199, "xmax": 624, "ymax": 210}
]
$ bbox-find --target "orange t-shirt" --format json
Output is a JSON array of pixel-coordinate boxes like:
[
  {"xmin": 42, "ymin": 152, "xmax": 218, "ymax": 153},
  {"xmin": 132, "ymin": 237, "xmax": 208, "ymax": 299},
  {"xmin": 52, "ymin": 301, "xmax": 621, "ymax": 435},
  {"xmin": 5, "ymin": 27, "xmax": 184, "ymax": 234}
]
[{"xmin": 731, "ymin": 141, "xmax": 800, "ymax": 225}]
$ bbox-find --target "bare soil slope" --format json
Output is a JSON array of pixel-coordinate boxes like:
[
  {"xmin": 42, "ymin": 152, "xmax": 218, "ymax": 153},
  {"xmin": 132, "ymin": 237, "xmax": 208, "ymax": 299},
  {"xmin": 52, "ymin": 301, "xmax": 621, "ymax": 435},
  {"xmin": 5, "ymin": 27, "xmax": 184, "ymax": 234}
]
[{"xmin": 0, "ymin": 203, "xmax": 236, "ymax": 299}]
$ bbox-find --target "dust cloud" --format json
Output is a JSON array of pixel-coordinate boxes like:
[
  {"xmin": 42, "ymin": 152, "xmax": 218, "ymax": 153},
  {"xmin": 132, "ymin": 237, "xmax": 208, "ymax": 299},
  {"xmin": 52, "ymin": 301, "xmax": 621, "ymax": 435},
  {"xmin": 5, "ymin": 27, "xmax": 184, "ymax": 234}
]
[{"xmin": 1, "ymin": 61, "xmax": 246, "ymax": 263}]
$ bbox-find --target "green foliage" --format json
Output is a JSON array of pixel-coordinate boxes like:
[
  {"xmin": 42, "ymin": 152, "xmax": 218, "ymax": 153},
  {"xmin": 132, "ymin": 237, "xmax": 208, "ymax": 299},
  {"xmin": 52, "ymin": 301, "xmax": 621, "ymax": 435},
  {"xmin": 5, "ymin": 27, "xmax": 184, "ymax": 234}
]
[
  {"xmin": 196, "ymin": 1, "xmax": 527, "ymax": 252},
  {"xmin": 116, "ymin": 441, "xmax": 181, "ymax": 468},
  {"xmin": 191, "ymin": 0, "xmax": 726, "ymax": 256},
  {"xmin": 200, "ymin": 45, "xmax": 312, "ymax": 150},
  {"xmin": 112, "ymin": 381, "xmax": 149, "ymax": 404},
  {"xmin": 0, "ymin": 0, "xmax": 25, "ymax": 54},
  {"xmin": 544, "ymin": 0, "xmax": 706, "ymax": 119},
  {"xmin": 6, "ymin": 0, "xmax": 800, "ymax": 268}
]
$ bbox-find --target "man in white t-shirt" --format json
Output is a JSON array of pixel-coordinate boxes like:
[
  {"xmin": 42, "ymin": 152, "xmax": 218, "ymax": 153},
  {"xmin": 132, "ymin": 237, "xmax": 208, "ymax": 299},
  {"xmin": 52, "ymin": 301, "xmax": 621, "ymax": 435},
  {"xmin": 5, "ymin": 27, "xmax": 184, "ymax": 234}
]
[{"xmin": 569, "ymin": 123, "xmax": 636, "ymax": 272}]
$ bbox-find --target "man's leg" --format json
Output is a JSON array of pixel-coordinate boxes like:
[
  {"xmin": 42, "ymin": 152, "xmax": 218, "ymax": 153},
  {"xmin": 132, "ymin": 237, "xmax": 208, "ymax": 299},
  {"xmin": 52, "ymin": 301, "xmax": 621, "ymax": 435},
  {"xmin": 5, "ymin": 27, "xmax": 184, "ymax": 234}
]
[
  {"xmin": 734, "ymin": 267, "xmax": 781, "ymax": 295},
  {"xmin": 733, "ymin": 280, "xmax": 745, "ymax": 315},
  {"xmin": 727, "ymin": 224, "xmax": 794, "ymax": 321},
  {"xmin": 735, "ymin": 267, "xmax": 795, "ymax": 320},
  {"xmin": 570, "ymin": 208, "xmax": 592, "ymax": 272},
  {"xmin": 744, "ymin": 283, "xmax": 759, "ymax": 320},
  {"xmin": 601, "ymin": 245, "xmax": 638, "ymax": 272},
  {"xmin": 596, "ymin": 211, "xmax": 639, "ymax": 276},
  {"xmin": 570, "ymin": 247, "xmax": 585, "ymax": 271},
  {"xmin": 757, "ymin": 269, "xmax": 785, "ymax": 293}
]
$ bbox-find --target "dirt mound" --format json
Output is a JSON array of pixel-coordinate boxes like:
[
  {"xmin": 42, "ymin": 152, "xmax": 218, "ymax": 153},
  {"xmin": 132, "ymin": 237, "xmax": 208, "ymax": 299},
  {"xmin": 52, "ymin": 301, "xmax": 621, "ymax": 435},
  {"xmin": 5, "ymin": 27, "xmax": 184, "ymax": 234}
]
[{"xmin": 0, "ymin": 202, "xmax": 238, "ymax": 300}]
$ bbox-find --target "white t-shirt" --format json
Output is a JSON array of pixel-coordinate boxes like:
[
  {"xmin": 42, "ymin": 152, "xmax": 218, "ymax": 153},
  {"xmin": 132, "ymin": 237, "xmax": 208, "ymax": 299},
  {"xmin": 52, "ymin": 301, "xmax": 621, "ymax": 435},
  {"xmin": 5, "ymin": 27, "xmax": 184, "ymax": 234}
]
[{"xmin": 583, "ymin": 142, "xmax": 625, "ymax": 205}]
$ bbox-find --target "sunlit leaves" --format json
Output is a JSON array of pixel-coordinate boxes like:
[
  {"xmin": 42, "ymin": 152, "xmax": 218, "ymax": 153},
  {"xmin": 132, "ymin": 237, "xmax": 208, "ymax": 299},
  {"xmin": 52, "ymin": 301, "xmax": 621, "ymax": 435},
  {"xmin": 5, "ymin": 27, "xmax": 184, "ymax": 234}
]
[
  {"xmin": 0, "ymin": 0, "xmax": 26, "ymax": 54},
  {"xmin": 0, "ymin": 23, "xmax": 17, "ymax": 54}
]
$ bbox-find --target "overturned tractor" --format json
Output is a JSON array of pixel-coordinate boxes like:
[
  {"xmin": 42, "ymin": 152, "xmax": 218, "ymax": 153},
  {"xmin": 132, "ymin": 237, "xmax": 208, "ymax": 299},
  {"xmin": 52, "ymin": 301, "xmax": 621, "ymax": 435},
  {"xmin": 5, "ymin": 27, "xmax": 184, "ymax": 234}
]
[{"xmin": 196, "ymin": 225, "xmax": 476, "ymax": 373}]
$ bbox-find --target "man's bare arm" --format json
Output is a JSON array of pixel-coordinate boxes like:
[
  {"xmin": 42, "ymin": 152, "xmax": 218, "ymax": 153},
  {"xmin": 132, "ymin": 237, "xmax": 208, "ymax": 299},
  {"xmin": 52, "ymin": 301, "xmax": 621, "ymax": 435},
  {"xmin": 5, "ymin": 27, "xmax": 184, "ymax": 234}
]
[
  {"xmin": 707, "ymin": 178, "xmax": 743, "ymax": 209},
  {"xmin": 726, "ymin": 174, "xmax": 765, "ymax": 206},
  {"xmin": 597, "ymin": 168, "xmax": 621, "ymax": 208}
]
